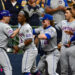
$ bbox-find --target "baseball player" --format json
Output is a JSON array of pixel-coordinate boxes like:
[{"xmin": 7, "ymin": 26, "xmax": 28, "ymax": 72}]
[
  {"xmin": 55, "ymin": 7, "xmax": 75, "ymax": 75},
  {"xmin": 13, "ymin": 10, "xmax": 38, "ymax": 75},
  {"xmin": 60, "ymin": 30, "xmax": 75, "ymax": 75},
  {"xmin": 0, "ymin": 10, "xmax": 20, "ymax": 75},
  {"xmin": 33, "ymin": 14, "xmax": 60, "ymax": 75}
]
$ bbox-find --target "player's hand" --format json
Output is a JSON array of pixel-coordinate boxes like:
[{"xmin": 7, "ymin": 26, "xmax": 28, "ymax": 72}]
[
  {"xmin": 58, "ymin": 43, "xmax": 62, "ymax": 50},
  {"xmin": 34, "ymin": 36, "xmax": 39, "ymax": 46},
  {"xmin": 66, "ymin": 41, "xmax": 71, "ymax": 47},
  {"xmin": 13, "ymin": 45, "xmax": 19, "ymax": 54},
  {"xmin": 45, "ymin": 6, "xmax": 50, "ymax": 13},
  {"xmin": 64, "ymin": 41, "xmax": 71, "ymax": 47},
  {"xmin": 38, "ymin": 34, "xmax": 42, "ymax": 39},
  {"xmin": 38, "ymin": 34, "xmax": 46, "ymax": 39},
  {"xmin": 57, "ymin": 6, "xmax": 65, "ymax": 11},
  {"xmin": 65, "ymin": 30, "xmax": 74, "ymax": 35}
]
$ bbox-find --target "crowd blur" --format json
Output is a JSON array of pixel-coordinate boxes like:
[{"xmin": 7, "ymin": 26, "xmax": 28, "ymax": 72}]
[
  {"xmin": 0, "ymin": 0, "xmax": 73, "ymax": 26},
  {"xmin": 0, "ymin": 0, "xmax": 75, "ymax": 26}
]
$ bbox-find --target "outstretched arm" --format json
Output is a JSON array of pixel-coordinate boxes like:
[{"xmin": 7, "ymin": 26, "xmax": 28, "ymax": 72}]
[{"xmin": 11, "ymin": 28, "xmax": 20, "ymax": 38}]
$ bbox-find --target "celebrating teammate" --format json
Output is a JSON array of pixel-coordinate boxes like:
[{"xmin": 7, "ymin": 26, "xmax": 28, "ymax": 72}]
[
  {"xmin": 13, "ymin": 10, "xmax": 38, "ymax": 75},
  {"xmin": 33, "ymin": 14, "xmax": 60, "ymax": 75},
  {"xmin": 55, "ymin": 7, "xmax": 75, "ymax": 75},
  {"xmin": 0, "ymin": 10, "xmax": 20, "ymax": 75}
]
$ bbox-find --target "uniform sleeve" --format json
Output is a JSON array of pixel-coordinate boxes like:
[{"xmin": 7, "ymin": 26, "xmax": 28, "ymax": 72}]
[
  {"xmin": 24, "ymin": 27, "xmax": 33, "ymax": 40},
  {"xmin": 45, "ymin": 28, "xmax": 56, "ymax": 39},
  {"xmin": 55, "ymin": 21, "xmax": 62, "ymax": 30},
  {"xmin": 3, "ymin": 25, "xmax": 13, "ymax": 37},
  {"xmin": 70, "ymin": 33, "xmax": 75, "ymax": 42},
  {"xmin": 64, "ymin": 0, "xmax": 68, "ymax": 7},
  {"xmin": 33, "ymin": 27, "xmax": 41, "ymax": 35}
]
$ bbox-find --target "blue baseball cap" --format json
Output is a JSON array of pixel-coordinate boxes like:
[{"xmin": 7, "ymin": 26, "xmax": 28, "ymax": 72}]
[
  {"xmin": 41, "ymin": 14, "xmax": 53, "ymax": 21},
  {"xmin": 1, "ymin": 10, "xmax": 11, "ymax": 17}
]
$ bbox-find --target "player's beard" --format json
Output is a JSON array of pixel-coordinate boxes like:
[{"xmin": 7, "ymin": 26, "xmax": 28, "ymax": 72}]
[{"xmin": 43, "ymin": 23, "xmax": 47, "ymax": 29}]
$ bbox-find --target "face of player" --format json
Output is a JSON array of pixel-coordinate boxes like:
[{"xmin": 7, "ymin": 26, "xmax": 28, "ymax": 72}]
[
  {"xmin": 3, "ymin": 16, "xmax": 11, "ymax": 23},
  {"xmin": 29, "ymin": 0, "xmax": 36, "ymax": 4},
  {"xmin": 42, "ymin": 20, "xmax": 50, "ymax": 29},
  {"xmin": 65, "ymin": 10, "xmax": 72, "ymax": 20},
  {"xmin": 18, "ymin": 13, "xmax": 26, "ymax": 25}
]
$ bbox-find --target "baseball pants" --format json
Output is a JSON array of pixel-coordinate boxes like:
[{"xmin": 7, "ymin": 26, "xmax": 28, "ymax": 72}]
[
  {"xmin": 0, "ymin": 48, "xmax": 12, "ymax": 75},
  {"xmin": 60, "ymin": 45, "xmax": 75, "ymax": 75},
  {"xmin": 35, "ymin": 49, "xmax": 60, "ymax": 75},
  {"xmin": 22, "ymin": 48, "xmax": 38, "ymax": 73}
]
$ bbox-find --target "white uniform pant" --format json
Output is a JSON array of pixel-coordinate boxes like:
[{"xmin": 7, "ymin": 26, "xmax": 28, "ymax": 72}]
[
  {"xmin": 22, "ymin": 48, "xmax": 38, "ymax": 73},
  {"xmin": 0, "ymin": 48, "xmax": 12, "ymax": 75},
  {"xmin": 36, "ymin": 49, "xmax": 60, "ymax": 75}
]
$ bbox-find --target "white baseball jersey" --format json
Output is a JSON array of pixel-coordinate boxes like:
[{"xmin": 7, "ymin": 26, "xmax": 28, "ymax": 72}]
[
  {"xmin": 34, "ymin": 26, "xmax": 57, "ymax": 52},
  {"xmin": 0, "ymin": 22, "xmax": 13, "ymax": 75},
  {"xmin": 34, "ymin": 26, "xmax": 60, "ymax": 75},
  {"xmin": 0, "ymin": 22, "xmax": 13, "ymax": 49},
  {"xmin": 19, "ymin": 23, "xmax": 37, "ymax": 50},
  {"xmin": 19, "ymin": 23, "xmax": 38, "ymax": 73},
  {"xmin": 55, "ymin": 20, "xmax": 75, "ymax": 44}
]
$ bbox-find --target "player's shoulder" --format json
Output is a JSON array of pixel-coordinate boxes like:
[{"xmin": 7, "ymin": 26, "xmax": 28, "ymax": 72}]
[
  {"xmin": 61, "ymin": 20, "xmax": 67, "ymax": 24},
  {"xmin": 48, "ymin": 26, "xmax": 56, "ymax": 32},
  {"xmin": 0, "ymin": 22, "xmax": 10, "ymax": 28},
  {"xmin": 23, "ymin": 23, "xmax": 32, "ymax": 29},
  {"xmin": 71, "ymin": 20, "xmax": 75, "ymax": 24},
  {"xmin": 59, "ymin": 20, "xmax": 68, "ymax": 27},
  {"xmin": 70, "ymin": 20, "xmax": 75, "ymax": 27}
]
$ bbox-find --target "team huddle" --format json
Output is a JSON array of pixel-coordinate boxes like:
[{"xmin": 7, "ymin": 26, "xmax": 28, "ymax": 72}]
[{"xmin": 0, "ymin": 3, "xmax": 75, "ymax": 75}]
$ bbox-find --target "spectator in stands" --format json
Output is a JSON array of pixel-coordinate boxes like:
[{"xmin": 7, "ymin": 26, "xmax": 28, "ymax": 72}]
[
  {"xmin": 17, "ymin": 0, "xmax": 27, "ymax": 7},
  {"xmin": 23, "ymin": 0, "xmax": 44, "ymax": 26},
  {"xmin": 45, "ymin": 0, "xmax": 68, "ymax": 24},
  {"xmin": 36, "ymin": 0, "xmax": 45, "ymax": 8},
  {"xmin": 17, "ymin": 0, "xmax": 28, "ymax": 4},
  {"xmin": 5, "ymin": 0, "xmax": 23, "ymax": 25},
  {"xmin": 21, "ymin": 0, "xmax": 27, "ymax": 7}
]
